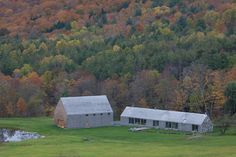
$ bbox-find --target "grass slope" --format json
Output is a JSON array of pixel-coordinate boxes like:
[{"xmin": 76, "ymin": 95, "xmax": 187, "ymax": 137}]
[{"xmin": 0, "ymin": 117, "xmax": 236, "ymax": 157}]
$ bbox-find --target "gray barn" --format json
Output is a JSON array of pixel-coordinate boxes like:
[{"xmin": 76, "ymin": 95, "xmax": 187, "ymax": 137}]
[
  {"xmin": 54, "ymin": 95, "xmax": 113, "ymax": 128},
  {"xmin": 120, "ymin": 107, "xmax": 213, "ymax": 133}
]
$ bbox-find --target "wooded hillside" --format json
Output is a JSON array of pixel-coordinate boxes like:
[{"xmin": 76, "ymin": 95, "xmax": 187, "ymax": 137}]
[{"xmin": 0, "ymin": 0, "xmax": 235, "ymax": 118}]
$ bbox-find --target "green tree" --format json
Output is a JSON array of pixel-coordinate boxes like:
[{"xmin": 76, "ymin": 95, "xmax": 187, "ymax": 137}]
[
  {"xmin": 215, "ymin": 115, "xmax": 232, "ymax": 135},
  {"xmin": 19, "ymin": 64, "xmax": 33, "ymax": 77},
  {"xmin": 204, "ymin": 11, "xmax": 219, "ymax": 29},
  {"xmin": 223, "ymin": 8, "xmax": 236, "ymax": 34},
  {"xmin": 40, "ymin": 55, "xmax": 75, "ymax": 73},
  {"xmin": 225, "ymin": 82, "xmax": 236, "ymax": 115},
  {"xmin": 207, "ymin": 53, "xmax": 229, "ymax": 70},
  {"xmin": 196, "ymin": 19, "xmax": 206, "ymax": 32}
]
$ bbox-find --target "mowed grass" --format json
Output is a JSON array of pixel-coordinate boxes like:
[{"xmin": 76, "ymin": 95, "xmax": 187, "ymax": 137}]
[{"xmin": 0, "ymin": 117, "xmax": 236, "ymax": 157}]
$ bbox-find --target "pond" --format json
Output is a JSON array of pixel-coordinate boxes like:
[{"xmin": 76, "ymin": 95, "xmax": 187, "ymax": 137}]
[{"xmin": 0, "ymin": 128, "xmax": 44, "ymax": 142}]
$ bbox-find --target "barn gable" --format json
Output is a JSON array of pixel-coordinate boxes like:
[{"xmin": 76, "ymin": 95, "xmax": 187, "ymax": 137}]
[{"xmin": 54, "ymin": 100, "xmax": 67, "ymax": 128}]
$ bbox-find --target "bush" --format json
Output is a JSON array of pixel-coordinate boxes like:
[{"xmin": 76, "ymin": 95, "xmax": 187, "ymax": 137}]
[
  {"xmin": 225, "ymin": 82, "xmax": 236, "ymax": 115},
  {"xmin": 215, "ymin": 115, "xmax": 232, "ymax": 135}
]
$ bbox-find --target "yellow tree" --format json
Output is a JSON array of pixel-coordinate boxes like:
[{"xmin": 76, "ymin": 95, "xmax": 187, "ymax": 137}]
[
  {"xmin": 17, "ymin": 97, "xmax": 26, "ymax": 116},
  {"xmin": 206, "ymin": 71, "xmax": 226, "ymax": 118}
]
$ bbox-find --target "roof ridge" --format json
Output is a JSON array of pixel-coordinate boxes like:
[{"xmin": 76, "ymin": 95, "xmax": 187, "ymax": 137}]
[
  {"xmin": 59, "ymin": 95, "xmax": 113, "ymax": 115},
  {"xmin": 61, "ymin": 95, "xmax": 107, "ymax": 99},
  {"xmin": 125, "ymin": 106, "xmax": 206, "ymax": 116}
]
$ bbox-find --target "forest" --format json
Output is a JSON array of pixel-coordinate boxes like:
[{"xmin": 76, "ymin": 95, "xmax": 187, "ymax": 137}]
[{"xmin": 0, "ymin": 0, "xmax": 236, "ymax": 120}]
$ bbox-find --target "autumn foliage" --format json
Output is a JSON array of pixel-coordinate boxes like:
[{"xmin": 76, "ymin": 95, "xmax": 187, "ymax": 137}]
[{"xmin": 0, "ymin": 0, "xmax": 235, "ymax": 118}]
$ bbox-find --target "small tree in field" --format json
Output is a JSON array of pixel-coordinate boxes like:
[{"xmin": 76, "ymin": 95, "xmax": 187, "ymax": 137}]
[{"xmin": 216, "ymin": 115, "xmax": 232, "ymax": 135}]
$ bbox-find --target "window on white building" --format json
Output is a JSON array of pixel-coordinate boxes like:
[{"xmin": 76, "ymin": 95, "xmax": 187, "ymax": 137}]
[
  {"xmin": 153, "ymin": 120, "xmax": 159, "ymax": 126},
  {"xmin": 192, "ymin": 125, "xmax": 198, "ymax": 131}
]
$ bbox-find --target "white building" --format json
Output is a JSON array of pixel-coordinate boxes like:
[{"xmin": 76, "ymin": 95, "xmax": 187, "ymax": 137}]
[{"xmin": 120, "ymin": 107, "xmax": 213, "ymax": 133}]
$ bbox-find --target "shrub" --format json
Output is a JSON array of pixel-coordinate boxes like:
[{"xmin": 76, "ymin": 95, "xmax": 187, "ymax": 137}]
[{"xmin": 215, "ymin": 115, "xmax": 232, "ymax": 135}]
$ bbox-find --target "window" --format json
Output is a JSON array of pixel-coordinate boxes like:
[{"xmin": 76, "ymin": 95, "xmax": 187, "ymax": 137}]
[
  {"xmin": 129, "ymin": 118, "xmax": 147, "ymax": 125},
  {"xmin": 140, "ymin": 119, "xmax": 147, "ymax": 125},
  {"xmin": 135, "ymin": 118, "xmax": 140, "ymax": 124},
  {"xmin": 108, "ymin": 113, "xmax": 111, "ymax": 115},
  {"xmin": 129, "ymin": 118, "xmax": 134, "ymax": 124},
  {"xmin": 85, "ymin": 114, "xmax": 89, "ymax": 116},
  {"xmin": 153, "ymin": 120, "xmax": 159, "ymax": 126},
  {"xmin": 165, "ymin": 122, "xmax": 178, "ymax": 129},
  {"xmin": 172, "ymin": 123, "xmax": 178, "ymax": 129},
  {"xmin": 128, "ymin": 118, "xmax": 147, "ymax": 125},
  {"xmin": 192, "ymin": 125, "xmax": 198, "ymax": 131},
  {"xmin": 93, "ymin": 114, "xmax": 96, "ymax": 116},
  {"xmin": 166, "ymin": 122, "xmax": 171, "ymax": 128},
  {"xmin": 100, "ymin": 113, "xmax": 103, "ymax": 116}
]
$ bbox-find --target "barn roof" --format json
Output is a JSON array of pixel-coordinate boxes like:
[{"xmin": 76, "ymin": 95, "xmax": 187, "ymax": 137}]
[
  {"xmin": 60, "ymin": 95, "xmax": 113, "ymax": 115},
  {"xmin": 121, "ymin": 107, "xmax": 208, "ymax": 125}
]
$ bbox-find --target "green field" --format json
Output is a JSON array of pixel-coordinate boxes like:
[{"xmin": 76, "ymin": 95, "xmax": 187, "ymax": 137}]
[{"xmin": 0, "ymin": 117, "xmax": 236, "ymax": 157}]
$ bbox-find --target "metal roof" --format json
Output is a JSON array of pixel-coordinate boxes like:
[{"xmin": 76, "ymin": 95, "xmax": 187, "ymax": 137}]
[
  {"xmin": 121, "ymin": 107, "xmax": 208, "ymax": 125},
  {"xmin": 60, "ymin": 95, "xmax": 113, "ymax": 115}
]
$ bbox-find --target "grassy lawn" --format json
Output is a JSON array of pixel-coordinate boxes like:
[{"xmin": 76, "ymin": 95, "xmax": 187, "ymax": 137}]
[{"xmin": 0, "ymin": 117, "xmax": 236, "ymax": 157}]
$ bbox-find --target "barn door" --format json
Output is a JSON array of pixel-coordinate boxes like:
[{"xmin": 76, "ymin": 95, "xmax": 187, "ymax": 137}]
[
  {"xmin": 85, "ymin": 114, "xmax": 90, "ymax": 128},
  {"xmin": 85, "ymin": 121, "xmax": 89, "ymax": 128}
]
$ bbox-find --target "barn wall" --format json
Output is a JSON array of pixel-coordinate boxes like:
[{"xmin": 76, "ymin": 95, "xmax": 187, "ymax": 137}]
[
  {"xmin": 146, "ymin": 119, "xmax": 153, "ymax": 127},
  {"xmin": 54, "ymin": 100, "xmax": 67, "ymax": 127},
  {"xmin": 180, "ymin": 124, "xmax": 192, "ymax": 132},
  {"xmin": 66, "ymin": 115, "xmax": 81, "ymax": 128},
  {"xmin": 120, "ymin": 116, "xmax": 129, "ymax": 125},
  {"xmin": 67, "ymin": 112, "xmax": 113, "ymax": 128}
]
